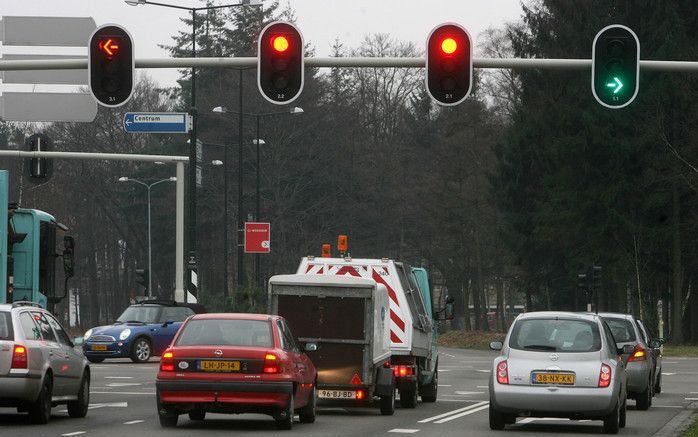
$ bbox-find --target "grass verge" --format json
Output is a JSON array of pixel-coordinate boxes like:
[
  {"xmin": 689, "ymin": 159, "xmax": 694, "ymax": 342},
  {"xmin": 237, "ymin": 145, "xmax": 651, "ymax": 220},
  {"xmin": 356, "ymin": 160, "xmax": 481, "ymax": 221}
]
[
  {"xmin": 683, "ymin": 415, "xmax": 698, "ymax": 437},
  {"xmin": 438, "ymin": 330, "xmax": 506, "ymax": 350},
  {"xmin": 662, "ymin": 345, "xmax": 698, "ymax": 358}
]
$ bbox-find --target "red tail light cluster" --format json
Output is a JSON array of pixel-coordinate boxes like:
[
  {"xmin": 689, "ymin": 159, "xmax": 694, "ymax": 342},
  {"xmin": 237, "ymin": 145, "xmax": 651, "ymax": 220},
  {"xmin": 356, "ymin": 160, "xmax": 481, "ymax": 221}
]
[
  {"xmin": 11, "ymin": 344, "xmax": 28, "ymax": 369},
  {"xmin": 393, "ymin": 365, "xmax": 414, "ymax": 378},
  {"xmin": 355, "ymin": 390, "xmax": 365, "ymax": 400},
  {"xmin": 496, "ymin": 361, "xmax": 509, "ymax": 384},
  {"xmin": 160, "ymin": 351, "xmax": 175, "ymax": 372},
  {"xmin": 598, "ymin": 364, "xmax": 612, "ymax": 388},
  {"xmin": 263, "ymin": 353, "xmax": 280, "ymax": 374},
  {"xmin": 627, "ymin": 345, "xmax": 647, "ymax": 362}
]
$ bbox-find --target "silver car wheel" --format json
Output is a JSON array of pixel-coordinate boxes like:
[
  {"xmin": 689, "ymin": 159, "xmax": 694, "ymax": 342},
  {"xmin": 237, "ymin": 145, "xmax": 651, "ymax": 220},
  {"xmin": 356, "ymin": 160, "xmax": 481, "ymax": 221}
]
[{"xmin": 136, "ymin": 339, "xmax": 151, "ymax": 361}]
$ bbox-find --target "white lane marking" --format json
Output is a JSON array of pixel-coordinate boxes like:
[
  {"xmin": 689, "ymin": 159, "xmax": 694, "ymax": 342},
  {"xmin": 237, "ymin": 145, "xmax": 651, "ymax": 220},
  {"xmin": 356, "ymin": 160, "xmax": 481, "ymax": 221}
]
[
  {"xmin": 455, "ymin": 391, "xmax": 485, "ymax": 395},
  {"xmin": 477, "ymin": 386, "xmax": 489, "ymax": 389},
  {"xmin": 388, "ymin": 430, "xmax": 420, "ymax": 434},
  {"xmin": 663, "ymin": 361, "xmax": 678, "ymax": 364},
  {"xmin": 517, "ymin": 418, "xmax": 591, "ymax": 424},
  {"xmin": 124, "ymin": 420, "xmax": 145, "ymax": 425},
  {"xmin": 61, "ymin": 432, "xmax": 86, "ymax": 436},
  {"xmin": 662, "ymin": 372, "xmax": 677, "ymax": 376},
  {"xmin": 89, "ymin": 402, "xmax": 128, "ymax": 410},
  {"xmin": 438, "ymin": 369, "xmax": 451, "ymax": 372},
  {"xmin": 91, "ymin": 391, "xmax": 155, "ymax": 395},
  {"xmin": 654, "ymin": 405, "xmax": 684, "ymax": 408},
  {"xmin": 440, "ymin": 352, "xmax": 456, "ymax": 358},
  {"xmin": 685, "ymin": 398, "xmax": 698, "ymax": 401},
  {"xmin": 476, "ymin": 370, "xmax": 491, "ymax": 373},
  {"xmin": 418, "ymin": 401, "xmax": 489, "ymax": 423},
  {"xmin": 438, "ymin": 385, "xmax": 452, "ymax": 387},
  {"xmin": 105, "ymin": 376, "xmax": 134, "ymax": 379},
  {"xmin": 438, "ymin": 399, "xmax": 481, "ymax": 402},
  {"xmin": 107, "ymin": 383, "xmax": 142, "ymax": 387},
  {"xmin": 434, "ymin": 404, "xmax": 490, "ymax": 423}
]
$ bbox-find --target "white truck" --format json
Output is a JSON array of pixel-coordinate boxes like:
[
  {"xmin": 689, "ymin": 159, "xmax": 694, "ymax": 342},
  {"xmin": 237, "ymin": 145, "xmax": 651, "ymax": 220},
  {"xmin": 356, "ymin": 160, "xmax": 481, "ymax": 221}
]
[
  {"xmin": 297, "ymin": 256, "xmax": 441, "ymax": 408},
  {"xmin": 268, "ymin": 274, "xmax": 397, "ymax": 414}
]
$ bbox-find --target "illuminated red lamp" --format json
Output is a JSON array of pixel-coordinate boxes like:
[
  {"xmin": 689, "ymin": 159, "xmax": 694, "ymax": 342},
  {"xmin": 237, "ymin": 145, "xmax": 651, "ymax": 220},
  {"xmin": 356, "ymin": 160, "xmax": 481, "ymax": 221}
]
[
  {"xmin": 272, "ymin": 35, "xmax": 289, "ymax": 53},
  {"xmin": 355, "ymin": 390, "xmax": 365, "ymax": 400}
]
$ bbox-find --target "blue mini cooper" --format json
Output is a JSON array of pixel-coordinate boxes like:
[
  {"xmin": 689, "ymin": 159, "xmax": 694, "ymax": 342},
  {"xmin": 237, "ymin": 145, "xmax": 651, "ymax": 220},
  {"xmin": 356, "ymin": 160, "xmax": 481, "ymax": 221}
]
[{"xmin": 82, "ymin": 300, "xmax": 205, "ymax": 363}]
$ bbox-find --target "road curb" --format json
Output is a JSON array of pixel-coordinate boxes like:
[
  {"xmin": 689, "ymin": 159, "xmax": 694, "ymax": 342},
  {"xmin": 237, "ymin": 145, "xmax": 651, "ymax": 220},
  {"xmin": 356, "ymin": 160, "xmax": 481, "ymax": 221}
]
[{"xmin": 653, "ymin": 402, "xmax": 697, "ymax": 437}]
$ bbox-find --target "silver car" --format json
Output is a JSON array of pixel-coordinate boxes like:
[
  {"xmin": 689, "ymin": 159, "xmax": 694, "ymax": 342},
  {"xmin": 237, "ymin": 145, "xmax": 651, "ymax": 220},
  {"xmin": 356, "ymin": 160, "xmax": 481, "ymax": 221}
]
[
  {"xmin": 599, "ymin": 312, "xmax": 661, "ymax": 410},
  {"xmin": 489, "ymin": 311, "xmax": 630, "ymax": 434},
  {"xmin": 0, "ymin": 302, "xmax": 90, "ymax": 424}
]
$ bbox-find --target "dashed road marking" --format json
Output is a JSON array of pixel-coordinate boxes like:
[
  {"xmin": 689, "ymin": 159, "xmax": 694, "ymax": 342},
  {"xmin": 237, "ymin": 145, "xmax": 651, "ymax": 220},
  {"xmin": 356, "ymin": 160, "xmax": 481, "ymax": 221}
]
[
  {"xmin": 477, "ymin": 386, "xmax": 488, "ymax": 389},
  {"xmin": 437, "ymin": 369, "xmax": 451, "ymax": 372},
  {"xmin": 454, "ymin": 391, "xmax": 485, "ymax": 395},
  {"xmin": 107, "ymin": 383, "xmax": 142, "ymax": 387},
  {"xmin": 685, "ymin": 397, "xmax": 698, "ymax": 401},
  {"xmin": 124, "ymin": 420, "xmax": 145, "ymax": 425},
  {"xmin": 105, "ymin": 376, "xmax": 134, "ymax": 379},
  {"xmin": 476, "ymin": 370, "xmax": 490, "ymax": 373},
  {"xmin": 388, "ymin": 429, "xmax": 420, "ymax": 434},
  {"xmin": 418, "ymin": 401, "xmax": 488, "ymax": 423},
  {"xmin": 662, "ymin": 372, "xmax": 677, "ymax": 376},
  {"xmin": 434, "ymin": 404, "xmax": 489, "ymax": 423},
  {"xmin": 61, "ymin": 432, "xmax": 86, "ymax": 436},
  {"xmin": 438, "ymin": 384, "xmax": 452, "ymax": 387},
  {"xmin": 91, "ymin": 391, "xmax": 155, "ymax": 395}
]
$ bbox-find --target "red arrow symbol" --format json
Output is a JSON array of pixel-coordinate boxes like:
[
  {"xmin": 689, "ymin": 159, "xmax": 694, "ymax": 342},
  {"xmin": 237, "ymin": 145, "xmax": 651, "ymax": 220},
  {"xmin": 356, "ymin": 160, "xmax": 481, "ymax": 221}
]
[{"xmin": 99, "ymin": 38, "xmax": 119, "ymax": 56}]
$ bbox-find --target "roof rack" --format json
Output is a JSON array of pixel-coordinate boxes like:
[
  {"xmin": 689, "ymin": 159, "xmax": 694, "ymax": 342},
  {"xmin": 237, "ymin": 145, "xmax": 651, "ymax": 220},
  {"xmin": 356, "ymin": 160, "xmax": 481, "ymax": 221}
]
[{"xmin": 11, "ymin": 301, "xmax": 42, "ymax": 308}]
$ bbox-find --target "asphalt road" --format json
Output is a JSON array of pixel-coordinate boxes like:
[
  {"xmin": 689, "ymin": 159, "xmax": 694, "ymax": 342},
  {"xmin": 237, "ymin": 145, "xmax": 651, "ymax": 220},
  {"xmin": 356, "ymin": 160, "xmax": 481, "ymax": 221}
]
[{"xmin": 1, "ymin": 347, "xmax": 696, "ymax": 437}]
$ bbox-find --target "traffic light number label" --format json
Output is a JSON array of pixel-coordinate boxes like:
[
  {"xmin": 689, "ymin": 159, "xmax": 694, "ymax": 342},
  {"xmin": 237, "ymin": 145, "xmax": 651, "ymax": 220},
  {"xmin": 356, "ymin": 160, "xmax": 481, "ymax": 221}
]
[
  {"xmin": 276, "ymin": 93, "xmax": 285, "ymax": 100},
  {"xmin": 444, "ymin": 93, "xmax": 454, "ymax": 100}
]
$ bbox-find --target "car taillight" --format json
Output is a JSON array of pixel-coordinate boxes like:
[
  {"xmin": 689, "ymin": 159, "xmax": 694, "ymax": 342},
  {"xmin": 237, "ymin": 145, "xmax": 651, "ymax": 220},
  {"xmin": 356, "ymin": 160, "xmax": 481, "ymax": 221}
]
[
  {"xmin": 496, "ymin": 360, "xmax": 508, "ymax": 385},
  {"xmin": 355, "ymin": 389, "xmax": 365, "ymax": 400},
  {"xmin": 11, "ymin": 344, "xmax": 27, "ymax": 369},
  {"xmin": 627, "ymin": 345, "xmax": 647, "ymax": 362},
  {"xmin": 393, "ymin": 365, "xmax": 413, "ymax": 378},
  {"xmin": 263, "ymin": 353, "xmax": 279, "ymax": 374},
  {"xmin": 599, "ymin": 364, "xmax": 612, "ymax": 388},
  {"xmin": 160, "ymin": 350, "xmax": 174, "ymax": 372}
]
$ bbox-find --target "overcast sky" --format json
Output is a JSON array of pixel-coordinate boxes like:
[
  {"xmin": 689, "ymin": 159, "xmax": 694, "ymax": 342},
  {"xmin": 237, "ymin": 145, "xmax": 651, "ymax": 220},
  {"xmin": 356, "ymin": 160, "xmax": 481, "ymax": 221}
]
[{"xmin": 1, "ymin": 0, "xmax": 523, "ymax": 88}]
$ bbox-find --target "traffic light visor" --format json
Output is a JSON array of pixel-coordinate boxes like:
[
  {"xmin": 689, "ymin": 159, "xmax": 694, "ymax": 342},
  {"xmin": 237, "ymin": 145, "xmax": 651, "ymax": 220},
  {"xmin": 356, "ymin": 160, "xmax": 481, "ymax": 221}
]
[{"xmin": 272, "ymin": 35, "xmax": 289, "ymax": 52}]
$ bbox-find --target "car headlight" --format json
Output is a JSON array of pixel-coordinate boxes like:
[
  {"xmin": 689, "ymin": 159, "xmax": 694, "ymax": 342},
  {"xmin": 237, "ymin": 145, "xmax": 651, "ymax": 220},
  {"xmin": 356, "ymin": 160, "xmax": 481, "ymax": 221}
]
[
  {"xmin": 119, "ymin": 329, "xmax": 131, "ymax": 341},
  {"xmin": 84, "ymin": 329, "xmax": 93, "ymax": 340}
]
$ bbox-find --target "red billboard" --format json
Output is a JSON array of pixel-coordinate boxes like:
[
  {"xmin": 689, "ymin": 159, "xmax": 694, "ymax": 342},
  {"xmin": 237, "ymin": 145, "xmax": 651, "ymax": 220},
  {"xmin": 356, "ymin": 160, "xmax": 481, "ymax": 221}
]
[{"xmin": 244, "ymin": 222, "xmax": 271, "ymax": 253}]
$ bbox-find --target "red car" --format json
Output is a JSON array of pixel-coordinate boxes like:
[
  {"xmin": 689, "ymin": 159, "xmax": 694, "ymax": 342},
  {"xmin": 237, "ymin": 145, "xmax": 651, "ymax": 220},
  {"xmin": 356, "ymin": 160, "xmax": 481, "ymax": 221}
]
[{"xmin": 156, "ymin": 313, "xmax": 317, "ymax": 430}]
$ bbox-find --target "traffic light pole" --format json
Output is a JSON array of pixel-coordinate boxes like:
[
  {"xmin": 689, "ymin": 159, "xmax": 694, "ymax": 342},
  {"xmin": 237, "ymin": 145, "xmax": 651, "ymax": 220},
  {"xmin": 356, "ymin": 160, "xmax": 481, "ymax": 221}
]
[{"xmin": 187, "ymin": 9, "xmax": 198, "ymax": 304}]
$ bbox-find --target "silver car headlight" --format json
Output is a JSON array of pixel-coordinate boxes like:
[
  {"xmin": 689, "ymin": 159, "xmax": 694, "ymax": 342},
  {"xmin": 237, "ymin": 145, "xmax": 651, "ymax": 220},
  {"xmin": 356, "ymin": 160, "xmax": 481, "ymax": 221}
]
[
  {"xmin": 119, "ymin": 329, "xmax": 132, "ymax": 341},
  {"xmin": 84, "ymin": 329, "xmax": 93, "ymax": 340}
]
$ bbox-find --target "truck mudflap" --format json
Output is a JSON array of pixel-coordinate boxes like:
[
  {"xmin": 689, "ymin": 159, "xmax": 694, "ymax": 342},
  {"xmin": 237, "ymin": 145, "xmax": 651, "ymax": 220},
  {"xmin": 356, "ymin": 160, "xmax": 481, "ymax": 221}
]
[{"xmin": 374, "ymin": 366, "xmax": 395, "ymax": 397}]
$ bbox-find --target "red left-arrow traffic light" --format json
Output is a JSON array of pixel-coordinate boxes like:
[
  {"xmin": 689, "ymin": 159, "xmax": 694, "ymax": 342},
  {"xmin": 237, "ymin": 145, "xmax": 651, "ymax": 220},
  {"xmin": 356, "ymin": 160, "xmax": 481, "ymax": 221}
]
[
  {"xmin": 258, "ymin": 21, "xmax": 304, "ymax": 105},
  {"xmin": 89, "ymin": 24, "xmax": 134, "ymax": 107},
  {"xmin": 426, "ymin": 23, "xmax": 473, "ymax": 106}
]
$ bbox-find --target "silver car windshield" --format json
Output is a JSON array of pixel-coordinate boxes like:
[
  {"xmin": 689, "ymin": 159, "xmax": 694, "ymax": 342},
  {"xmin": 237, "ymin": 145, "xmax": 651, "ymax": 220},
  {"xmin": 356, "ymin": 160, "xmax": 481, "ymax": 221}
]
[
  {"xmin": 116, "ymin": 306, "xmax": 161, "ymax": 324},
  {"xmin": 509, "ymin": 318, "xmax": 601, "ymax": 352},
  {"xmin": 176, "ymin": 319, "xmax": 273, "ymax": 347},
  {"xmin": 0, "ymin": 312, "xmax": 12, "ymax": 340}
]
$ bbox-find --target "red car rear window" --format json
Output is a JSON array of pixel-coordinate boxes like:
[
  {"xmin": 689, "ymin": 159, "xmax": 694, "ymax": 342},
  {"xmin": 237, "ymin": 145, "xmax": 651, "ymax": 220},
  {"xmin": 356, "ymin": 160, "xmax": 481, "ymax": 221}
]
[{"xmin": 176, "ymin": 319, "xmax": 273, "ymax": 347}]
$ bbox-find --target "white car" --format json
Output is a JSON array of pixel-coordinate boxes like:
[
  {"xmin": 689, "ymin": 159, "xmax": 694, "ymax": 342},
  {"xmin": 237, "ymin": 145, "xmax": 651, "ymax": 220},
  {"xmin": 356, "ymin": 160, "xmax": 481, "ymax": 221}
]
[{"xmin": 489, "ymin": 311, "xmax": 631, "ymax": 434}]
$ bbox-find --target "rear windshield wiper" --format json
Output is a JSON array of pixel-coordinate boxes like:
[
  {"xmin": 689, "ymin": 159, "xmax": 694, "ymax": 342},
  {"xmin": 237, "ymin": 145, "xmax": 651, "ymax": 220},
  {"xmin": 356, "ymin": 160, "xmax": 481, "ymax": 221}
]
[{"xmin": 523, "ymin": 344, "xmax": 557, "ymax": 351}]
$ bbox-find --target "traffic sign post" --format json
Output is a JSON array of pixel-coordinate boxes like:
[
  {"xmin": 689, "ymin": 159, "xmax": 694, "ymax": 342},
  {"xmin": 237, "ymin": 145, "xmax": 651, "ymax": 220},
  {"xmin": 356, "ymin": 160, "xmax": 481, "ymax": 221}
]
[
  {"xmin": 244, "ymin": 222, "xmax": 271, "ymax": 254},
  {"xmin": 123, "ymin": 112, "xmax": 190, "ymax": 133}
]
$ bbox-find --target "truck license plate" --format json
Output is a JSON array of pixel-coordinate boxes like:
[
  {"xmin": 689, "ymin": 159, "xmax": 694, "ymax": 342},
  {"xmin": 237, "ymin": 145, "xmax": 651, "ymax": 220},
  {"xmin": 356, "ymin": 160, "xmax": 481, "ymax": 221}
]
[{"xmin": 319, "ymin": 390, "xmax": 357, "ymax": 399}]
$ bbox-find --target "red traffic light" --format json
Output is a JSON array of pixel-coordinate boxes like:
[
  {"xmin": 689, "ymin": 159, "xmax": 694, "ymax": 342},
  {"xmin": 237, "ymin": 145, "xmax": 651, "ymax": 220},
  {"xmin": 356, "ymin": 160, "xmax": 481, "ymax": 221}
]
[
  {"xmin": 441, "ymin": 37, "xmax": 457, "ymax": 55},
  {"xmin": 98, "ymin": 38, "xmax": 120, "ymax": 57},
  {"xmin": 272, "ymin": 35, "xmax": 289, "ymax": 53}
]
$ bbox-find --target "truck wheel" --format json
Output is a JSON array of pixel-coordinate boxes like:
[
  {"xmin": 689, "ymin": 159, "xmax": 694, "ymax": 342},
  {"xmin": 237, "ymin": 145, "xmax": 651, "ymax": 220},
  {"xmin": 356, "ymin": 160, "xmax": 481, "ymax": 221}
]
[
  {"xmin": 420, "ymin": 362, "xmax": 438, "ymax": 403},
  {"xmin": 380, "ymin": 390, "xmax": 395, "ymax": 416},
  {"xmin": 400, "ymin": 388, "xmax": 418, "ymax": 408},
  {"xmin": 67, "ymin": 372, "xmax": 90, "ymax": 418},
  {"xmin": 298, "ymin": 386, "xmax": 317, "ymax": 423}
]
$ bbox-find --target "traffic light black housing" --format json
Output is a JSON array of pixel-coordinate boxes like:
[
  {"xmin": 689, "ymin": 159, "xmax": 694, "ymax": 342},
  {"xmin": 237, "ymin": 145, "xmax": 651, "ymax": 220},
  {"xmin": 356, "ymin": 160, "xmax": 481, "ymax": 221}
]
[
  {"xmin": 592, "ymin": 24, "xmax": 640, "ymax": 109},
  {"xmin": 258, "ymin": 21, "xmax": 304, "ymax": 105},
  {"xmin": 25, "ymin": 133, "xmax": 53, "ymax": 182},
  {"xmin": 135, "ymin": 268, "xmax": 149, "ymax": 292},
  {"xmin": 426, "ymin": 23, "xmax": 473, "ymax": 106},
  {"xmin": 89, "ymin": 24, "xmax": 134, "ymax": 107}
]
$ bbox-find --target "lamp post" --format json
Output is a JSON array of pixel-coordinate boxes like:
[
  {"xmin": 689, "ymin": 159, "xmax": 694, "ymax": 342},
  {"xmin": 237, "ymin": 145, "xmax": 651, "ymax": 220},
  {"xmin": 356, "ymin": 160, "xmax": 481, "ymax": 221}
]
[
  {"xmin": 212, "ymin": 106, "xmax": 303, "ymax": 287},
  {"xmin": 118, "ymin": 176, "xmax": 177, "ymax": 296},
  {"xmin": 125, "ymin": 0, "xmax": 262, "ymax": 299}
]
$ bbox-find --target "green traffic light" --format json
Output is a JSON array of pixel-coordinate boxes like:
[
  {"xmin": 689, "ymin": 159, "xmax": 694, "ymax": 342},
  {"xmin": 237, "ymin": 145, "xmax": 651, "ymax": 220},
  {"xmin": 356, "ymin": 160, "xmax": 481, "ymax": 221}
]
[{"xmin": 605, "ymin": 77, "xmax": 624, "ymax": 94}]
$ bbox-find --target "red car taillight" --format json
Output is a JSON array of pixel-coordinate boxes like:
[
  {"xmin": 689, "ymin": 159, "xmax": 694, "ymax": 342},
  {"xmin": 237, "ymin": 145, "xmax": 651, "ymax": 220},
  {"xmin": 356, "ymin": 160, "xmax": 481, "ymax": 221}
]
[
  {"xmin": 627, "ymin": 345, "xmax": 647, "ymax": 362},
  {"xmin": 393, "ymin": 365, "xmax": 413, "ymax": 378},
  {"xmin": 496, "ymin": 360, "xmax": 508, "ymax": 384},
  {"xmin": 11, "ymin": 344, "xmax": 27, "ymax": 369},
  {"xmin": 160, "ymin": 350, "xmax": 175, "ymax": 372},
  {"xmin": 263, "ymin": 353, "xmax": 280, "ymax": 374},
  {"xmin": 598, "ymin": 364, "xmax": 612, "ymax": 388}
]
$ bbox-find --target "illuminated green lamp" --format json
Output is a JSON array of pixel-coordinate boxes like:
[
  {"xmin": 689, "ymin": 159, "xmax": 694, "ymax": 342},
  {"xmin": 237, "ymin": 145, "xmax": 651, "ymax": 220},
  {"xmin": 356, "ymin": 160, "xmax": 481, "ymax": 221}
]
[{"xmin": 606, "ymin": 77, "xmax": 624, "ymax": 94}]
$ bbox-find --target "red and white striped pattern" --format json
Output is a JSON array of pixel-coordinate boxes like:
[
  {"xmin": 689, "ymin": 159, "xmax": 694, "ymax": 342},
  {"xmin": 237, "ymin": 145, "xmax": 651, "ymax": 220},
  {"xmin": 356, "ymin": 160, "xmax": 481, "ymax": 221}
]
[{"xmin": 303, "ymin": 263, "xmax": 408, "ymax": 346}]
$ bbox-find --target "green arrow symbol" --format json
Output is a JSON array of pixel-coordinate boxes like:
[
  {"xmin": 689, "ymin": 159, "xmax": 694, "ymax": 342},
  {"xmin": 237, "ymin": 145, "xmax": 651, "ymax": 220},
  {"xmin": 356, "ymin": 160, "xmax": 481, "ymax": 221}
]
[{"xmin": 606, "ymin": 77, "xmax": 623, "ymax": 94}]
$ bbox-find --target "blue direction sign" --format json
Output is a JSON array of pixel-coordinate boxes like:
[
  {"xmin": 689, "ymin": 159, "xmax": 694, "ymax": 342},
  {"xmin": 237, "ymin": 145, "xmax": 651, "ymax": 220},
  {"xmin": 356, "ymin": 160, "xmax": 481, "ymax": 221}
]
[{"xmin": 123, "ymin": 112, "xmax": 190, "ymax": 133}]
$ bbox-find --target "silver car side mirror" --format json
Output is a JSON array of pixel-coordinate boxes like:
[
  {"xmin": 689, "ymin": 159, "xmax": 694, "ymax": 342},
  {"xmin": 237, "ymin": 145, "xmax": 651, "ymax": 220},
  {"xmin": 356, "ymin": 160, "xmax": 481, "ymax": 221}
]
[
  {"xmin": 490, "ymin": 341, "xmax": 503, "ymax": 351},
  {"xmin": 304, "ymin": 342, "xmax": 318, "ymax": 352}
]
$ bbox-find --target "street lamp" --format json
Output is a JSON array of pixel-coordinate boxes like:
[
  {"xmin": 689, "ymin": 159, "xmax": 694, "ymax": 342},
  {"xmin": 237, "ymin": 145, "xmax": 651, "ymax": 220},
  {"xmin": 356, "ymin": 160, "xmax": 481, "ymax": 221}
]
[
  {"xmin": 212, "ymin": 106, "xmax": 303, "ymax": 287},
  {"xmin": 119, "ymin": 176, "xmax": 177, "ymax": 297},
  {"xmin": 125, "ymin": 0, "xmax": 262, "ymax": 299}
]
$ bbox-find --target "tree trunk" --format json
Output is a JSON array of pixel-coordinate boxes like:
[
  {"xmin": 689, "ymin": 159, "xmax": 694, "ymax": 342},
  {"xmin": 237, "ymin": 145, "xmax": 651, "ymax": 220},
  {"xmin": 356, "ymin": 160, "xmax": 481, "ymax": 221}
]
[
  {"xmin": 496, "ymin": 278, "xmax": 505, "ymax": 332},
  {"xmin": 473, "ymin": 229, "xmax": 483, "ymax": 331},
  {"xmin": 671, "ymin": 178, "xmax": 684, "ymax": 343}
]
